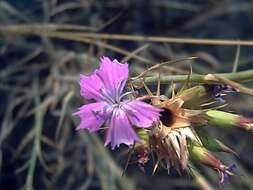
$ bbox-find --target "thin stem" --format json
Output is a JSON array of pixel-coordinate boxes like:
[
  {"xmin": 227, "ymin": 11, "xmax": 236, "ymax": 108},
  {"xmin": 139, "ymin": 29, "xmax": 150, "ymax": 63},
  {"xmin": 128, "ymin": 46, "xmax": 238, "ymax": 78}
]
[
  {"xmin": 24, "ymin": 80, "xmax": 44, "ymax": 190},
  {"xmin": 2, "ymin": 25, "xmax": 253, "ymax": 46},
  {"xmin": 79, "ymin": 132, "xmax": 135, "ymax": 190},
  {"xmin": 131, "ymin": 69, "xmax": 253, "ymax": 85},
  {"xmin": 191, "ymin": 169, "xmax": 215, "ymax": 190},
  {"xmin": 56, "ymin": 32, "xmax": 253, "ymax": 46}
]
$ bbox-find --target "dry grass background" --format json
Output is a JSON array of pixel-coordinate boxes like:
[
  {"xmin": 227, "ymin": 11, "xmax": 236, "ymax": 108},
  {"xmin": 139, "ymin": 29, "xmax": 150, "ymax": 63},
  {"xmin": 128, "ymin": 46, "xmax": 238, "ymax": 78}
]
[{"xmin": 1, "ymin": 0, "xmax": 253, "ymax": 190}]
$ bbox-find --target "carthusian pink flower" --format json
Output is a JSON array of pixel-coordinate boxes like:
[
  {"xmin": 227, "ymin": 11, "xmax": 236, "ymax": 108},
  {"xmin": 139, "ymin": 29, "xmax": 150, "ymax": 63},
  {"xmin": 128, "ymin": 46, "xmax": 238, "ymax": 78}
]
[{"xmin": 73, "ymin": 57, "xmax": 161, "ymax": 149}]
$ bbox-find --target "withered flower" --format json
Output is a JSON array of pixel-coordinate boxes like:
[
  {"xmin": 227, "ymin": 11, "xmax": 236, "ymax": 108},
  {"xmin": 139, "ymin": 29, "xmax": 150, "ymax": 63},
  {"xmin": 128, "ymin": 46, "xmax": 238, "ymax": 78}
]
[{"xmin": 149, "ymin": 91, "xmax": 206, "ymax": 173}]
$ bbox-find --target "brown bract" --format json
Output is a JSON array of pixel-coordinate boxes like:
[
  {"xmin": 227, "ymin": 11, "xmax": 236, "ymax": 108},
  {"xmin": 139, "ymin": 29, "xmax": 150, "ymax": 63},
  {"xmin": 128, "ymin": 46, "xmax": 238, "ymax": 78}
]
[{"xmin": 150, "ymin": 95, "xmax": 204, "ymax": 173}]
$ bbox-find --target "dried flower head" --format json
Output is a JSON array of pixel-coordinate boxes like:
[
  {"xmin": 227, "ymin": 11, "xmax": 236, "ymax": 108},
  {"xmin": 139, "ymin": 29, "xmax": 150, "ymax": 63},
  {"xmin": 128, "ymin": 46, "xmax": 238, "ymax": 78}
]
[
  {"xmin": 150, "ymin": 95, "xmax": 205, "ymax": 172},
  {"xmin": 129, "ymin": 83, "xmax": 237, "ymax": 185}
]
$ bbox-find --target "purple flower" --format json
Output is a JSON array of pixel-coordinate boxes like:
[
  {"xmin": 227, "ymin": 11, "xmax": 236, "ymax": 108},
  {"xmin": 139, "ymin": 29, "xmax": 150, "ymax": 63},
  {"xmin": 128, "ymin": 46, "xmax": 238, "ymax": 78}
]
[
  {"xmin": 204, "ymin": 84, "xmax": 238, "ymax": 103},
  {"xmin": 218, "ymin": 163, "xmax": 236, "ymax": 185},
  {"xmin": 73, "ymin": 57, "xmax": 161, "ymax": 149}
]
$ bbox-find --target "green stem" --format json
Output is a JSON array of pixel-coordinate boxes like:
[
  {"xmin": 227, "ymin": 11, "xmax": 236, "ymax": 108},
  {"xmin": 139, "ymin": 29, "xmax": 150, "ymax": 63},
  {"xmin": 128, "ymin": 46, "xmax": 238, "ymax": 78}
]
[
  {"xmin": 50, "ymin": 68, "xmax": 253, "ymax": 87},
  {"xmin": 132, "ymin": 69, "xmax": 253, "ymax": 85}
]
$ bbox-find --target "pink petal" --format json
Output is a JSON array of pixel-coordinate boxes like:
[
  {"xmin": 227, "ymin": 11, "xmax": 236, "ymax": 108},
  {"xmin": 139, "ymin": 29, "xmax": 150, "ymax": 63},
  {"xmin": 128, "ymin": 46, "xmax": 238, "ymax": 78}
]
[
  {"xmin": 79, "ymin": 57, "xmax": 128, "ymax": 102},
  {"xmin": 80, "ymin": 74, "xmax": 105, "ymax": 101},
  {"xmin": 97, "ymin": 57, "xmax": 129, "ymax": 100},
  {"xmin": 123, "ymin": 100, "xmax": 162, "ymax": 128},
  {"xmin": 73, "ymin": 102, "xmax": 109, "ymax": 132},
  {"xmin": 105, "ymin": 108, "xmax": 139, "ymax": 149}
]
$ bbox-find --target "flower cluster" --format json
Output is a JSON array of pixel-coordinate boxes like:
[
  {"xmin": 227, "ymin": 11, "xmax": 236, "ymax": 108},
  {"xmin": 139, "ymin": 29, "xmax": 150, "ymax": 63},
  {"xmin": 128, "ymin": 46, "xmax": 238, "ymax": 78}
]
[{"xmin": 74, "ymin": 56, "xmax": 253, "ymax": 185}]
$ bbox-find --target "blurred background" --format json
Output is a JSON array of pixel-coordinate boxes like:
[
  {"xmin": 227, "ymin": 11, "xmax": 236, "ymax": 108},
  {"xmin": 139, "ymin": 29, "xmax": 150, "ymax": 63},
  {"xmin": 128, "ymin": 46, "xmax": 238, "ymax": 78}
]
[{"xmin": 0, "ymin": 0, "xmax": 253, "ymax": 189}]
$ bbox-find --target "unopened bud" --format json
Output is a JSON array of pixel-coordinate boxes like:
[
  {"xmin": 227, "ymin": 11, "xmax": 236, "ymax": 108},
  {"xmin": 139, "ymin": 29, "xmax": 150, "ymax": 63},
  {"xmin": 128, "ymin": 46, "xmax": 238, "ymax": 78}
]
[
  {"xmin": 207, "ymin": 110, "xmax": 253, "ymax": 132},
  {"xmin": 198, "ymin": 132, "xmax": 237, "ymax": 156}
]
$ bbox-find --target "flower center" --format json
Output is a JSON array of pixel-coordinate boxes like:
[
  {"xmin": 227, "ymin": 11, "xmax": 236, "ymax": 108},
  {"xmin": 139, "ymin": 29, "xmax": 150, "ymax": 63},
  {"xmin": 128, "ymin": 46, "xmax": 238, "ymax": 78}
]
[
  {"xmin": 118, "ymin": 91, "xmax": 138, "ymax": 102},
  {"xmin": 160, "ymin": 108, "xmax": 174, "ymax": 127},
  {"xmin": 100, "ymin": 88, "xmax": 116, "ymax": 103}
]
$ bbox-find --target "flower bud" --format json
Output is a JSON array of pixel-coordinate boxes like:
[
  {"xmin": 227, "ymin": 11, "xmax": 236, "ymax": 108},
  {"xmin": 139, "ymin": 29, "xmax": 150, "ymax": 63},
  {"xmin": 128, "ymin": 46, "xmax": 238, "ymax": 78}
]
[
  {"xmin": 179, "ymin": 84, "xmax": 237, "ymax": 108},
  {"xmin": 198, "ymin": 132, "xmax": 237, "ymax": 156},
  {"xmin": 178, "ymin": 86, "xmax": 207, "ymax": 108},
  {"xmin": 188, "ymin": 139, "xmax": 236, "ymax": 184},
  {"xmin": 134, "ymin": 129, "xmax": 150, "ymax": 167},
  {"xmin": 207, "ymin": 110, "xmax": 253, "ymax": 132}
]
